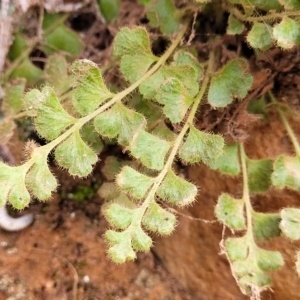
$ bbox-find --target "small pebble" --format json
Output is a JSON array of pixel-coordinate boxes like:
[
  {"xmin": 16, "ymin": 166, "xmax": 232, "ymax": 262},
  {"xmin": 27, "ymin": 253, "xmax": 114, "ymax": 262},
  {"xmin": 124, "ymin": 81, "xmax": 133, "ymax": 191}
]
[
  {"xmin": 83, "ymin": 275, "xmax": 90, "ymax": 284},
  {"xmin": 0, "ymin": 241, "xmax": 8, "ymax": 248},
  {"xmin": 7, "ymin": 247, "xmax": 18, "ymax": 255}
]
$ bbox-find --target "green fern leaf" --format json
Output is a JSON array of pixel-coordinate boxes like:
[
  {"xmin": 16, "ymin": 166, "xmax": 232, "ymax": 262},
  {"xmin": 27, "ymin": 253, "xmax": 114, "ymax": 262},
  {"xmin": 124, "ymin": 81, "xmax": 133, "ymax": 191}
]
[
  {"xmin": 130, "ymin": 130, "xmax": 170, "ymax": 170},
  {"xmin": 113, "ymin": 27, "xmax": 158, "ymax": 82},
  {"xmin": 215, "ymin": 193, "xmax": 245, "ymax": 230},
  {"xmin": 70, "ymin": 60, "xmax": 113, "ymax": 115},
  {"xmin": 179, "ymin": 126, "xmax": 224, "ymax": 165},
  {"xmin": 146, "ymin": 0, "xmax": 182, "ymax": 34},
  {"xmin": 142, "ymin": 202, "xmax": 176, "ymax": 235},
  {"xmin": 116, "ymin": 166, "xmax": 154, "ymax": 199},
  {"xmin": 94, "ymin": 102, "xmax": 146, "ymax": 146},
  {"xmin": 26, "ymin": 157, "xmax": 58, "ymax": 200},
  {"xmin": 35, "ymin": 87, "xmax": 76, "ymax": 140},
  {"xmin": 55, "ymin": 130, "xmax": 98, "ymax": 177},
  {"xmin": 208, "ymin": 59, "xmax": 253, "ymax": 107},
  {"xmin": 157, "ymin": 169, "xmax": 197, "ymax": 206}
]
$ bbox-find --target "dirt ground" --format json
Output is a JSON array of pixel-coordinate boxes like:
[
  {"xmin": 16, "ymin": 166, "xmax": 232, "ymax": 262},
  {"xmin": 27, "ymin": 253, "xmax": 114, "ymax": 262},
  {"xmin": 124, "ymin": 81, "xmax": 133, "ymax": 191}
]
[
  {"xmin": 0, "ymin": 180, "xmax": 189, "ymax": 300},
  {"xmin": 0, "ymin": 135, "xmax": 192, "ymax": 299},
  {"xmin": 1, "ymin": 0, "xmax": 300, "ymax": 299},
  {"xmin": 0, "ymin": 2, "xmax": 195, "ymax": 299}
]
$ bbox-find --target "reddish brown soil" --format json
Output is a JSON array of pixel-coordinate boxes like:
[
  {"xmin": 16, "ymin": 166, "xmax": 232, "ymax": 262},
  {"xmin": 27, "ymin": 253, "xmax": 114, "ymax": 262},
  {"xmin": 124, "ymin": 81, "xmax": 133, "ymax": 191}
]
[
  {"xmin": 2, "ymin": 0, "xmax": 300, "ymax": 299},
  {"xmin": 0, "ymin": 194, "xmax": 189, "ymax": 299}
]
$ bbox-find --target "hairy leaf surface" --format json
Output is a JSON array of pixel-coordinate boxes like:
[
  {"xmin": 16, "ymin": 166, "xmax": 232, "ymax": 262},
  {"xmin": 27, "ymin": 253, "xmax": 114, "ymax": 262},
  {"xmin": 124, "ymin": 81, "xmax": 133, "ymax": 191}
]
[
  {"xmin": 70, "ymin": 60, "xmax": 113, "ymax": 115},
  {"xmin": 2, "ymin": 79, "xmax": 26, "ymax": 115},
  {"xmin": 208, "ymin": 59, "xmax": 253, "ymax": 107},
  {"xmin": 247, "ymin": 158, "xmax": 272, "ymax": 193},
  {"xmin": 247, "ymin": 23, "xmax": 273, "ymax": 50},
  {"xmin": 35, "ymin": 87, "xmax": 76, "ymax": 140},
  {"xmin": 26, "ymin": 157, "xmax": 57, "ymax": 200},
  {"xmin": 23, "ymin": 89, "xmax": 46, "ymax": 117},
  {"xmin": 0, "ymin": 163, "xmax": 31, "ymax": 209},
  {"xmin": 255, "ymin": 247, "xmax": 284, "ymax": 271},
  {"xmin": 280, "ymin": 208, "xmax": 300, "ymax": 240},
  {"xmin": 113, "ymin": 27, "xmax": 157, "ymax": 82},
  {"xmin": 273, "ymin": 17, "xmax": 300, "ymax": 49},
  {"xmin": 271, "ymin": 155, "xmax": 300, "ymax": 190},
  {"xmin": 252, "ymin": 212, "xmax": 281, "ymax": 240},
  {"xmin": 55, "ymin": 130, "xmax": 98, "ymax": 177},
  {"xmin": 209, "ymin": 143, "xmax": 240, "ymax": 175},
  {"xmin": 157, "ymin": 169, "xmax": 197, "ymax": 206},
  {"xmin": 116, "ymin": 166, "xmax": 154, "ymax": 199},
  {"xmin": 225, "ymin": 236, "xmax": 248, "ymax": 261},
  {"xmin": 142, "ymin": 202, "xmax": 176, "ymax": 235},
  {"xmin": 131, "ymin": 225, "xmax": 152, "ymax": 251},
  {"xmin": 105, "ymin": 203, "xmax": 134, "ymax": 229},
  {"xmin": 105, "ymin": 230, "xmax": 136, "ymax": 263},
  {"xmin": 44, "ymin": 54, "xmax": 70, "ymax": 94},
  {"xmin": 215, "ymin": 193, "xmax": 245, "ymax": 230},
  {"xmin": 94, "ymin": 102, "xmax": 146, "ymax": 146},
  {"xmin": 227, "ymin": 14, "xmax": 244, "ymax": 35},
  {"xmin": 130, "ymin": 130, "xmax": 170, "ymax": 170},
  {"xmin": 146, "ymin": 0, "xmax": 181, "ymax": 34},
  {"xmin": 179, "ymin": 126, "xmax": 224, "ymax": 165}
]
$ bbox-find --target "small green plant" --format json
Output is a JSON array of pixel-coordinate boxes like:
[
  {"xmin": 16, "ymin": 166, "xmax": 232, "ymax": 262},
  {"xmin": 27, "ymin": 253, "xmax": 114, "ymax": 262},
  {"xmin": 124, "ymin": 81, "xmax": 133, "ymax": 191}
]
[
  {"xmin": 1, "ymin": 0, "xmax": 300, "ymax": 299},
  {"xmin": 1, "ymin": 11, "xmax": 83, "ymax": 143}
]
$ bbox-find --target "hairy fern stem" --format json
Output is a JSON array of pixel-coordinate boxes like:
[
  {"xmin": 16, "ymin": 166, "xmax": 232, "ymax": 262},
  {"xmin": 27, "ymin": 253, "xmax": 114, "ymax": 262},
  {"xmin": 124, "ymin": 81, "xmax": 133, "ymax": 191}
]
[{"xmin": 29, "ymin": 22, "xmax": 190, "ymax": 167}]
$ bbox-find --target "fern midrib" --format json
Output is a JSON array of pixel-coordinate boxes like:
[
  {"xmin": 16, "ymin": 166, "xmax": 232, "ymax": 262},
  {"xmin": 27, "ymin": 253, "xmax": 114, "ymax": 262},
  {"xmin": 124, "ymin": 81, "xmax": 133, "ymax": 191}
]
[
  {"xmin": 130, "ymin": 49, "xmax": 216, "ymax": 226},
  {"xmin": 30, "ymin": 22, "xmax": 190, "ymax": 167}
]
